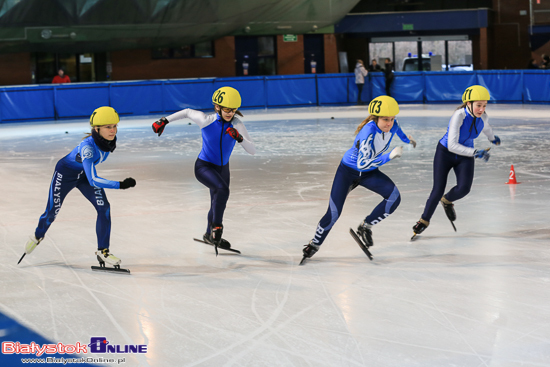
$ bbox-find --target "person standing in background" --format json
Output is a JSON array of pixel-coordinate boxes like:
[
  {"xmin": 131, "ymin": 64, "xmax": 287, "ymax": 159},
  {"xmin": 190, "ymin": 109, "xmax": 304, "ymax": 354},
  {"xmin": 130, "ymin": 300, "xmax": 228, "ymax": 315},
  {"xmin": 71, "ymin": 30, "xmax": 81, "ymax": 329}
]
[
  {"xmin": 383, "ymin": 58, "xmax": 394, "ymax": 97},
  {"xmin": 52, "ymin": 68, "xmax": 71, "ymax": 84},
  {"xmin": 354, "ymin": 60, "xmax": 368, "ymax": 105},
  {"xmin": 368, "ymin": 59, "xmax": 381, "ymax": 72},
  {"xmin": 541, "ymin": 54, "xmax": 550, "ymax": 69}
]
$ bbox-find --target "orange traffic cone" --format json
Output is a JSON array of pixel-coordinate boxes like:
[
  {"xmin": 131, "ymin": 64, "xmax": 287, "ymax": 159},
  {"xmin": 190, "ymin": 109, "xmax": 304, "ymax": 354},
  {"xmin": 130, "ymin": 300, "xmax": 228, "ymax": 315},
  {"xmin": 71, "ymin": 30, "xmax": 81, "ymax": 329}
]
[{"xmin": 505, "ymin": 165, "xmax": 521, "ymax": 184}]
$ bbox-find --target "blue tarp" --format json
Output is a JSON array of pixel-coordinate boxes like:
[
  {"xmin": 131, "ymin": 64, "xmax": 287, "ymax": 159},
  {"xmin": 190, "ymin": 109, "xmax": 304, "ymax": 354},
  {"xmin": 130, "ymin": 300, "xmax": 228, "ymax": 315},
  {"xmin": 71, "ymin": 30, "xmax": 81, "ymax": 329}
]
[
  {"xmin": 523, "ymin": 70, "xmax": 550, "ymax": 102},
  {"xmin": 111, "ymin": 81, "xmax": 163, "ymax": 116},
  {"xmin": 1, "ymin": 70, "xmax": 549, "ymax": 123},
  {"xmin": 55, "ymin": 84, "xmax": 110, "ymax": 119},
  {"xmin": 425, "ymin": 72, "xmax": 477, "ymax": 102},
  {"xmin": 265, "ymin": 75, "xmax": 317, "ymax": 107}
]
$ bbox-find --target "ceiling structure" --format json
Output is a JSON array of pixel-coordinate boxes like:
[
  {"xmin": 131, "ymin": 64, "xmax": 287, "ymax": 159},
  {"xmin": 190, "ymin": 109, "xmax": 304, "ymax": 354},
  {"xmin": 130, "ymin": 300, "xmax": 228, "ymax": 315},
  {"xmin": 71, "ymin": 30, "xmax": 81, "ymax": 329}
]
[{"xmin": 0, "ymin": 0, "xmax": 360, "ymax": 53}]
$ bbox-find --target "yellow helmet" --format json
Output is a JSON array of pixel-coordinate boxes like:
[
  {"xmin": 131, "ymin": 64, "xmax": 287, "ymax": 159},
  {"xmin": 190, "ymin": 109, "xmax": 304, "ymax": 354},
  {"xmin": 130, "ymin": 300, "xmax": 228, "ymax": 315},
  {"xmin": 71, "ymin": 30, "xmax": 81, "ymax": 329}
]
[
  {"xmin": 212, "ymin": 86, "xmax": 241, "ymax": 109},
  {"xmin": 368, "ymin": 95, "xmax": 399, "ymax": 116},
  {"xmin": 462, "ymin": 85, "xmax": 490, "ymax": 102},
  {"xmin": 90, "ymin": 106, "xmax": 119, "ymax": 127}
]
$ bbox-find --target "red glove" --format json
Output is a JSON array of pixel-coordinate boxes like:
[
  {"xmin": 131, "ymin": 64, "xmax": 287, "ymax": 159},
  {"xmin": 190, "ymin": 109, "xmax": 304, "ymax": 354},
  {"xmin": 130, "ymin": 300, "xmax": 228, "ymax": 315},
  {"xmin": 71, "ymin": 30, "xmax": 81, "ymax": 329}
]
[
  {"xmin": 225, "ymin": 127, "xmax": 243, "ymax": 143},
  {"xmin": 152, "ymin": 117, "xmax": 169, "ymax": 137}
]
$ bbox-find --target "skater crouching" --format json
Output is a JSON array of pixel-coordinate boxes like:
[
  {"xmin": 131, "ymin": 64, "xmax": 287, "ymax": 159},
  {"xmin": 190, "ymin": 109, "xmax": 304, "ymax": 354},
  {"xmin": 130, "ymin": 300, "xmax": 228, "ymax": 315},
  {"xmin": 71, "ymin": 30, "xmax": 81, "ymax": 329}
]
[
  {"xmin": 411, "ymin": 85, "xmax": 501, "ymax": 239},
  {"xmin": 19, "ymin": 107, "xmax": 136, "ymax": 271},
  {"xmin": 152, "ymin": 87, "xmax": 255, "ymax": 254},
  {"xmin": 301, "ymin": 96, "xmax": 416, "ymax": 264}
]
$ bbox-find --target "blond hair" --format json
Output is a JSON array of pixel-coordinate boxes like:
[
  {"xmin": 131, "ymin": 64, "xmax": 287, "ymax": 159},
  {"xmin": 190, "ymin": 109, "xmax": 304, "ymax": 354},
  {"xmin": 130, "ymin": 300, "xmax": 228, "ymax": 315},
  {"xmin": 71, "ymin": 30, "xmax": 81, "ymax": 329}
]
[
  {"xmin": 354, "ymin": 115, "xmax": 378, "ymax": 135},
  {"xmin": 456, "ymin": 102, "xmax": 468, "ymax": 110}
]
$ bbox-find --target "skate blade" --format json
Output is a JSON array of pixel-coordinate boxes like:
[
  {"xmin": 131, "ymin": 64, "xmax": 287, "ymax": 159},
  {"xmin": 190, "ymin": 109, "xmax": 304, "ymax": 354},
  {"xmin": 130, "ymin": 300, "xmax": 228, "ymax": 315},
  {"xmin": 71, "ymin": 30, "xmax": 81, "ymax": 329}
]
[
  {"xmin": 410, "ymin": 233, "xmax": 418, "ymax": 241},
  {"xmin": 91, "ymin": 266, "xmax": 130, "ymax": 274},
  {"xmin": 349, "ymin": 228, "xmax": 373, "ymax": 260},
  {"xmin": 17, "ymin": 253, "xmax": 26, "ymax": 265},
  {"xmin": 299, "ymin": 255, "xmax": 308, "ymax": 265},
  {"xmin": 450, "ymin": 221, "xmax": 457, "ymax": 232},
  {"xmin": 193, "ymin": 238, "xmax": 241, "ymax": 254}
]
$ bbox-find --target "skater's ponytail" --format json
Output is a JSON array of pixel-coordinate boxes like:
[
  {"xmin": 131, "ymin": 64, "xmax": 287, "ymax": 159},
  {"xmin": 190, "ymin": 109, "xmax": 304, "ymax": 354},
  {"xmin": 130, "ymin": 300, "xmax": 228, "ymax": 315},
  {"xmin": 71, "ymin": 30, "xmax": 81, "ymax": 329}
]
[
  {"xmin": 456, "ymin": 102, "xmax": 468, "ymax": 110},
  {"xmin": 355, "ymin": 115, "xmax": 377, "ymax": 135},
  {"xmin": 83, "ymin": 130, "xmax": 93, "ymax": 140}
]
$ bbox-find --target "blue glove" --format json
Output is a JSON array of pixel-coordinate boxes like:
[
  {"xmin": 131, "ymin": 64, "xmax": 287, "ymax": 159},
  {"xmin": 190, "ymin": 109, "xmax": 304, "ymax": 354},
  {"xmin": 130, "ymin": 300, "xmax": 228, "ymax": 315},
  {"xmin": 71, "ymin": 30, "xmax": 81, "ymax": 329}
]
[
  {"xmin": 474, "ymin": 148, "xmax": 490, "ymax": 162},
  {"xmin": 491, "ymin": 135, "xmax": 501, "ymax": 145}
]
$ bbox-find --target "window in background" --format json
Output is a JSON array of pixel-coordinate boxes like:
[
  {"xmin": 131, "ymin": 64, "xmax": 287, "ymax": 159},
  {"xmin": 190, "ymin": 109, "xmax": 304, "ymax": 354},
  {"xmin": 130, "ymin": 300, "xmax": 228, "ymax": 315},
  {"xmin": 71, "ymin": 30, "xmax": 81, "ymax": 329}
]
[
  {"xmin": 257, "ymin": 36, "xmax": 276, "ymax": 75},
  {"xmin": 79, "ymin": 53, "xmax": 94, "ymax": 82},
  {"xmin": 152, "ymin": 41, "xmax": 214, "ymax": 59},
  {"xmin": 369, "ymin": 42, "xmax": 393, "ymax": 70}
]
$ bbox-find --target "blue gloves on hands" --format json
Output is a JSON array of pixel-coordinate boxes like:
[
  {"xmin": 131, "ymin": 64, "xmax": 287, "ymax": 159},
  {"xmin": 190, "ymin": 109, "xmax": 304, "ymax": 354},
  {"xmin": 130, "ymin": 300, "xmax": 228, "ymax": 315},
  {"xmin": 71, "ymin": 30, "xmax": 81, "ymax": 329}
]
[
  {"xmin": 474, "ymin": 148, "xmax": 491, "ymax": 162},
  {"xmin": 491, "ymin": 135, "xmax": 501, "ymax": 145}
]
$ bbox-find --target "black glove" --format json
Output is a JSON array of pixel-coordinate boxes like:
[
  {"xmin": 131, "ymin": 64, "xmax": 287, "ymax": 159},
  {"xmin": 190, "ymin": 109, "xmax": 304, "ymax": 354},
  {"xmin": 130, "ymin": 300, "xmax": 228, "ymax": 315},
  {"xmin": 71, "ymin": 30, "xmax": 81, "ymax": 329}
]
[
  {"xmin": 152, "ymin": 117, "xmax": 169, "ymax": 137},
  {"xmin": 119, "ymin": 177, "xmax": 136, "ymax": 190}
]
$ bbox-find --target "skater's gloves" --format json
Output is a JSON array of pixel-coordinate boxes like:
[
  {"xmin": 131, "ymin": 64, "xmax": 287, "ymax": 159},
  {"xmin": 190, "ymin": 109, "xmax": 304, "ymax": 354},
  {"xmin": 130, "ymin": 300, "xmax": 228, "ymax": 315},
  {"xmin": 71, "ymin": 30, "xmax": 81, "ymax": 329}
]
[
  {"xmin": 152, "ymin": 117, "xmax": 169, "ymax": 137},
  {"xmin": 408, "ymin": 135, "xmax": 417, "ymax": 148},
  {"xmin": 389, "ymin": 146, "xmax": 403, "ymax": 160},
  {"xmin": 474, "ymin": 148, "xmax": 490, "ymax": 162},
  {"xmin": 225, "ymin": 127, "xmax": 243, "ymax": 143},
  {"xmin": 119, "ymin": 177, "xmax": 136, "ymax": 189},
  {"xmin": 491, "ymin": 135, "xmax": 501, "ymax": 145}
]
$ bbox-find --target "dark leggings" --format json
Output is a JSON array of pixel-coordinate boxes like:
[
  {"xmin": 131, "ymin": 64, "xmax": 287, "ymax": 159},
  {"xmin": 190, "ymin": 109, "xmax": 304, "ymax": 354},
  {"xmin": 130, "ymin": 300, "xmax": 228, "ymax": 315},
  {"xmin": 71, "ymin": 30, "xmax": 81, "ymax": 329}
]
[
  {"xmin": 312, "ymin": 163, "xmax": 401, "ymax": 246},
  {"xmin": 421, "ymin": 143, "xmax": 475, "ymax": 222},
  {"xmin": 194, "ymin": 158, "xmax": 230, "ymax": 234},
  {"xmin": 357, "ymin": 83, "xmax": 364, "ymax": 103},
  {"xmin": 36, "ymin": 161, "xmax": 111, "ymax": 249}
]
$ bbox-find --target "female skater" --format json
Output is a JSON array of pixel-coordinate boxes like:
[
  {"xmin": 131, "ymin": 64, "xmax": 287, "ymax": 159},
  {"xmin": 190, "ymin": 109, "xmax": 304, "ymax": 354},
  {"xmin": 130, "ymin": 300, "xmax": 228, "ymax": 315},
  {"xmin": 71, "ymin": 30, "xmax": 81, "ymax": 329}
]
[
  {"xmin": 19, "ymin": 107, "xmax": 136, "ymax": 268},
  {"xmin": 301, "ymin": 95, "xmax": 416, "ymax": 264},
  {"xmin": 411, "ymin": 85, "xmax": 500, "ymax": 239},
  {"xmin": 152, "ymin": 86, "xmax": 255, "ymax": 253}
]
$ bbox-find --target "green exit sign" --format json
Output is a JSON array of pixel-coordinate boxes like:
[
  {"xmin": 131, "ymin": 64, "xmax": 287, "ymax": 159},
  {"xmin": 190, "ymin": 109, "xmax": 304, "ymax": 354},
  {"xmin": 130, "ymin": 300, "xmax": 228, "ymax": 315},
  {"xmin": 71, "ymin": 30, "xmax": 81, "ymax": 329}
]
[
  {"xmin": 283, "ymin": 34, "xmax": 297, "ymax": 42},
  {"xmin": 402, "ymin": 24, "xmax": 414, "ymax": 30}
]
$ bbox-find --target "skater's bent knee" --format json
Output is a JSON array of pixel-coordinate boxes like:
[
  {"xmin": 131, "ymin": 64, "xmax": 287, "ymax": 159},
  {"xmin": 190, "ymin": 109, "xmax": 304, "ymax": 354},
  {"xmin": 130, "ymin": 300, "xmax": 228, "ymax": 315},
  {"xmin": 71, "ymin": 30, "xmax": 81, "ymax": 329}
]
[{"xmin": 385, "ymin": 187, "xmax": 401, "ymax": 213}]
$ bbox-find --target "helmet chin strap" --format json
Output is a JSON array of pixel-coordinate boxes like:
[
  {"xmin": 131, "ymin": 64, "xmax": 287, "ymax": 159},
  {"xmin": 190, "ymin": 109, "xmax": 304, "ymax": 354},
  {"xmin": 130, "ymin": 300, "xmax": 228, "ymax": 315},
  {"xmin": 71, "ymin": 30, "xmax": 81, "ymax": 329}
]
[{"xmin": 467, "ymin": 102, "xmax": 478, "ymax": 134}]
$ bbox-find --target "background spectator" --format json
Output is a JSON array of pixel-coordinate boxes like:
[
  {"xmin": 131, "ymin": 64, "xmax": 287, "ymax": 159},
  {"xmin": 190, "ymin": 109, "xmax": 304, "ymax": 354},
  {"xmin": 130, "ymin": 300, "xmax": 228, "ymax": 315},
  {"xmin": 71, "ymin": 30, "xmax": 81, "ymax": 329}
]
[
  {"xmin": 384, "ymin": 58, "xmax": 394, "ymax": 96},
  {"xmin": 541, "ymin": 54, "xmax": 550, "ymax": 69},
  {"xmin": 354, "ymin": 59, "xmax": 368, "ymax": 105},
  {"xmin": 368, "ymin": 59, "xmax": 381, "ymax": 72},
  {"xmin": 52, "ymin": 68, "xmax": 71, "ymax": 84},
  {"xmin": 527, "ymin": 59, "xmax": 539, "ymax": 69}
]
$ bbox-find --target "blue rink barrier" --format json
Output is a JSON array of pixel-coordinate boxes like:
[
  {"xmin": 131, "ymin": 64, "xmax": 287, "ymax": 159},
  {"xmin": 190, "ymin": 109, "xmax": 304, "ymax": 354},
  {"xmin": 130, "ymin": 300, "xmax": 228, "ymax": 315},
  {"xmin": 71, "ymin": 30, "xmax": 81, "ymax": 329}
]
[{"xmin": 1, "ymin": 70, "xmax": 549, "ymax": 123}]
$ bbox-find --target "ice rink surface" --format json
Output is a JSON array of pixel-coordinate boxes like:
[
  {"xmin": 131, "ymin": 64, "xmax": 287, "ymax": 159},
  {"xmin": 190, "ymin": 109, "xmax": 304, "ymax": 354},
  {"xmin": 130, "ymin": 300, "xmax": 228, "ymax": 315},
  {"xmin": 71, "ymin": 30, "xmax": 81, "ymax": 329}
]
[{"xmin": 1, "ymin": 104, "xmax": 549, "ymax": 366}]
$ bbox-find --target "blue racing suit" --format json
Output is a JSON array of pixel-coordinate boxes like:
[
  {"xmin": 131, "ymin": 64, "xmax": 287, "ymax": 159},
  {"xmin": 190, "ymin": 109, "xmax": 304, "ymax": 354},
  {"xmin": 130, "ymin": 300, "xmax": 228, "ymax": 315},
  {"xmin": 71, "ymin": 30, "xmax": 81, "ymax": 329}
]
[
  {"xmin": 165, "ymin": 109, "xmax": 255, "ymax": 232},
  {"xmin": 35, "ymin": 135, "xmax": 121, "ymax": 249},
  {"xmin": 421, "ymin": 107, "xmax": 495, "ymax": 222},
  {"xmin": 312, "ymin": 120, "xmax": 411, "ymax": 246}
]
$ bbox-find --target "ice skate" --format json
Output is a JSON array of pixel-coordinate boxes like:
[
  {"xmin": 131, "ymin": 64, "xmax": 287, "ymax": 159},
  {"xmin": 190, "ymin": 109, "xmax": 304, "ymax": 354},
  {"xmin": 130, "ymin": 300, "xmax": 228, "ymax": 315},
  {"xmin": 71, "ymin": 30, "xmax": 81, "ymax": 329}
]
[
  {"xmin": 300, "ymin": 241, "xmax": 320, "ymax": 265},
  {"xmin": 92, "ymin": 248, "xmax": 130, "ymax": 274},
  {"xmin": 440, "ymin": 196, "xmax": 457, "ymax": 231},
  {"xmin": 194, "ymin": 224, "xmax": 241, "ymax": 254},
  {"xmin": 17, "ymin": 235, "xmax": 43, "ymax": 264},
  {"xmin": 349, "ymin": 223, "xmax": 373, "ymax": 260},
  {"xmin": 202, "ymin": 232, "xmax": 232, "ymax": 251},
  {"xmin": 356, "ymin": 222, "xmax": 373, "ymax": 247},
  {"xmin": 411, "ymin": 219, "xmax": 430, "ymax": 241}
]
